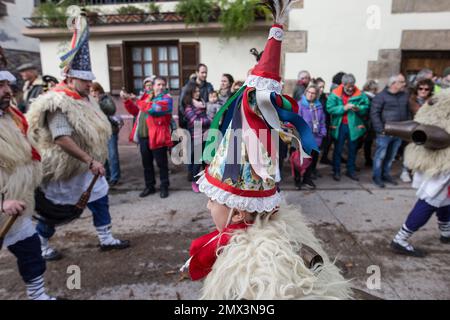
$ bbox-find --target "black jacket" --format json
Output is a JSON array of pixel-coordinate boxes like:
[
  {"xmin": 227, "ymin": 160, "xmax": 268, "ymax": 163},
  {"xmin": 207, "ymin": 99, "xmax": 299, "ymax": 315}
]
[{"xmin": 370, "ymin": 88, "xmax": 411, "ymax": 134}]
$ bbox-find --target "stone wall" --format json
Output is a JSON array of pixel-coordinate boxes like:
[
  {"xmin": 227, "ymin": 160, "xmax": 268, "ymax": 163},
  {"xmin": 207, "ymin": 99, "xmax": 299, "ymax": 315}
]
[
  {"xmin": 282, "ymin": 0, "xmax": 307, "ymax": 95},
  {"xmin": 367, "ymin": 49, "xmax": 402, "ymax": 88},
  {"xmin": 401, "ymin": 30, "xmax": 450, "ymax": 50},
  {"xmin": 392, "ymin": 0, "xmax": 450, "ymax": 14}
]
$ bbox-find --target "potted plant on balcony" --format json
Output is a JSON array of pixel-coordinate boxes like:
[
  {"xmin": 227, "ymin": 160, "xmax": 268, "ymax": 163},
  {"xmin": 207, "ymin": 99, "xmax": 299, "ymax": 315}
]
[
  {"xmin": 85, "ymin": 8, "xmax": 101, "ymax": 26},
  {"xmin": 146, "ymin": 3, "xmax": 161, "ymax": 23},
  {"xmin": 114, "ymin": 5, "xmax": 146, "ymax": 24},
  {"xmin": 32, "ymin": 0, "xmax": 78, "ymax": 28},
  {"xmin": 176, "ymin": 0, "xmax": 219, "ymax": 25}
]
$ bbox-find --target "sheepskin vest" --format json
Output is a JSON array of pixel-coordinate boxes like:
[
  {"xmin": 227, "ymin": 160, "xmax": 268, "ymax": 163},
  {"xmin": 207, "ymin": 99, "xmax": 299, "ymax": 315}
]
[
  {"xmin": 200, "ymin": 205, "xmax": 352, "ymax": 300},
  {"xmin": 0, "ymin": 112, "xmax": 42, "ymax": 236},
  {"xmin": 404, "ymin": 89, "xmax": 450, "ymax": 177},
  {"xmin": 27, "ymin": 90, "xmax": 111, "ymax": 183}
]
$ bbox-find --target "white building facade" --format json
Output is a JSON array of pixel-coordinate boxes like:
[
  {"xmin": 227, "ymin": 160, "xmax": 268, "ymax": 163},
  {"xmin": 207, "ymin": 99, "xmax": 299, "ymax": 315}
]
[{"xmin": 22, "ymin": 0, "xmax": 450, "ymax": 94}]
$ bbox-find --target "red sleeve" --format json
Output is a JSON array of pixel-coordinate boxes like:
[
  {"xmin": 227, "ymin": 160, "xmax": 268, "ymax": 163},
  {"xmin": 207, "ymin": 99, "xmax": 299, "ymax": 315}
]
[{"xmin": 123, "ymin": 99, "xmax": 139, "ymax": 117}]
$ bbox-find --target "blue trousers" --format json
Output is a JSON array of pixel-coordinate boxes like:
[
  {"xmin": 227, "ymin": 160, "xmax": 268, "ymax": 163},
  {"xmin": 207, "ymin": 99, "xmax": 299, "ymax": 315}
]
[
  {"xmin": 373, "ymin": 135, "xmax": 402, "ymax": 179},
  {"xmin": 333, "ymin": 124, "xmax": 358, "ymax": 175},
  {"xmin": 7, "ymin": 234, "xmax": 46, "ymax": 283},
  {"xmin": 36, "ymin": 196, "xmax": 112, "ymax": 239},
  {"xmin": 405, "ymin": 199, "xmax": 450, "ymax": 232},
  {"xmin": 106, "ymin": 133, "xmax": 121, "ymax": 183}
]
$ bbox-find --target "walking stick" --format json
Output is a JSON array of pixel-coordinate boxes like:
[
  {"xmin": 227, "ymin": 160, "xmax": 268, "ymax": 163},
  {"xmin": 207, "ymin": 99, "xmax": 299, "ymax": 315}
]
[
  {"xmin": 0, "ymin": 216, "xmax": 18, "ymax": 250},
  {"xmin": 0, "ymin": 193, "xmax": 19, "ymax": 250},
  {"xmin": 75, "ymin": 174, "xmax": 100, "ymax": 211}
]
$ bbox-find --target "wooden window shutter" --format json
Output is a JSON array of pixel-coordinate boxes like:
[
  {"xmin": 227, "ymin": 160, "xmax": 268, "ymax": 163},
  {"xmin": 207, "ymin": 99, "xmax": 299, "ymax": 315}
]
[
  {"xmin": 107, "ymin": 44, "xmax": 125, "ymax": 95},
  {"xmin": 0, "ymin": 3, "xmax": 7, "ymax": 16},
  {"xmin": 179, "ymin": 42, "xmax": 200, "ymax": 87}
]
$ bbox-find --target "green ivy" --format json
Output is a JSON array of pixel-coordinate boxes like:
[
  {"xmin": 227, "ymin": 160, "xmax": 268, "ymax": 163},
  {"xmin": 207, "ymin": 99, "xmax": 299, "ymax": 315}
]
[
  {"xmin": 176, "ymin": 0, "xmax": 270, "ymax": 39},
  {"xmin": 219, "ymin": 0, "xmax": 269, "ymax": 38},
  {"xmin": 147, "ymin": 3, "xmax": 161, "ymax": 14},
  {"xmin": 33, "ymin": 0, "xmax": 79, "ymax": 27}
]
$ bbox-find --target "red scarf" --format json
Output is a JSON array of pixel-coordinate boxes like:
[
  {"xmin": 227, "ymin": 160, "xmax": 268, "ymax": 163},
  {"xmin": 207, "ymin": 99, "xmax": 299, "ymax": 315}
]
[
  {"xmin": 189, "ymin": 222, "xmax": 251, "ymax": 281},
  {"xmin": 5, "ymin": 106, "xmax": 41, "ymax": 162},
  {"xmin": 51, "ymin": 82, "xmax": 82, "ymax": 100}
]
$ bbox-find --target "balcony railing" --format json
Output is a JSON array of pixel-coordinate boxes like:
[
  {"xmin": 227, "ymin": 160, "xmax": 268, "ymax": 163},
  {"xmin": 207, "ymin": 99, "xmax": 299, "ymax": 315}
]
[
  {"xmin": 39, "ymin": 0, "xmax": 173, "ymax": 4},
  {"xmin": 24, "ymin": 10, "xmax": 266, "ymax": 29},
  {"xmin": 25, "ymin": 12, "xmax": 192, "ymax": 28}
]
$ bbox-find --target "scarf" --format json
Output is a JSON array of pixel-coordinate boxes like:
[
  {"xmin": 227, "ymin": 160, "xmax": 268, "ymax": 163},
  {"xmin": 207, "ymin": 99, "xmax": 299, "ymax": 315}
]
[
  {"xmin": 51, "ymin": 82, "xmax": 82, "ymax": 100},
  {"xmin": 188, "ymin": 222, "xmax": 251, "ymax": 281},
  {"xmin": 192, "ymin": 98, "xmax": 206, "ymax": 110}
]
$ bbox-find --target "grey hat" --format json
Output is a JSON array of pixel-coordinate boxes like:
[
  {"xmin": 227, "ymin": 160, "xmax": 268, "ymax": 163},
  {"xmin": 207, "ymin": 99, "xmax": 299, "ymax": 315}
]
[{"xmin": 17, "ymin": 63, "xmax": 38, "ymax": 72}]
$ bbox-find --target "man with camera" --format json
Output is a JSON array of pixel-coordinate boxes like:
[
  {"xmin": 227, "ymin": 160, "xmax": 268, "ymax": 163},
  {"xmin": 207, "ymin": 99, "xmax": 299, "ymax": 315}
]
[{"xmin": 326, "ymin": 73, "xmax": 370, "ymax": 182}]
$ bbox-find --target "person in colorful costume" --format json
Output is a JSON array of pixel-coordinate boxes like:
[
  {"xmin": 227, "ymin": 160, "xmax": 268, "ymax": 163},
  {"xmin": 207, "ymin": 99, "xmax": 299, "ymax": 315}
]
[
  {"xmin": 0, "ymin": 64, "xmax": 55, "ymax": 300},
  {"xmin": 122, "ymin": 77, "xmax": 173, "ymax": 199},
  {"xmin": 389, "ymin": 89, "xmax": 450, "ymax": 257},
  {"xmin": 26, "ymin": 14, "xmax": 129, "ymax": 261},
  {"xmin": 181, "ymin": 0, "xmax": 352, "ymax": 300}
]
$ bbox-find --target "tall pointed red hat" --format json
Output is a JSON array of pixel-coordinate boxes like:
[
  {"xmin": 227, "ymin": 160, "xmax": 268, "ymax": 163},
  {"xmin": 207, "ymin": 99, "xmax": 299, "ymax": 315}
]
[
  {"xmin": 251, "ymin": 23, "xmax": 284, "ymax": 82},
  {"xmin": 245, "ymin": 1, "xmax": 298, "ymax": 93}
]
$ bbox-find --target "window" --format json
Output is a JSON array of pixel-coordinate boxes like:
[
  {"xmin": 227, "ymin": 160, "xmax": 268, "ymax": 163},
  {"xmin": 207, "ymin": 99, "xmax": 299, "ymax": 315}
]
[
  {"xmin": 107, "ymin": 42, "xmax": 199, "ymax": 95},
  {"xmin": 126, "ymin": 42, "xmax": 181, "ymax": 94}
]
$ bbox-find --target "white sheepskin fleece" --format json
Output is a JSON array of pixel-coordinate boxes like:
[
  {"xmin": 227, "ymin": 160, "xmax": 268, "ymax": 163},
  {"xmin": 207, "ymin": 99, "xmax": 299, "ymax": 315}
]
[
  {"xmin": 405, "ymin": 89, "xmax": 450, "ymax": 177},
  {"xmin": 0, "ymin": 113, "xmax": 42, "ymax": 234},
  {"xmin": 26, "ymin": 91, "xmax": 111, "ymax": 183},
  {"xmin": 201, "ymin": 204, "xmax": 352, "ymax": 300}
]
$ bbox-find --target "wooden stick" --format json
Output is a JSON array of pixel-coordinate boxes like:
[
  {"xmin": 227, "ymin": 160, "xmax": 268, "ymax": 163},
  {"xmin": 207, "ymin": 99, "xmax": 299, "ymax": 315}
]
[{"xmin": 0, "ymin": 215, "xmax": 18, "ymax": 250}]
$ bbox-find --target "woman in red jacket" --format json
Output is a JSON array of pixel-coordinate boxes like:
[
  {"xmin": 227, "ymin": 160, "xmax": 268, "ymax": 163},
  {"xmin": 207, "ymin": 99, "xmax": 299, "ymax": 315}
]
[{"xmin": 121, "ymin": 77, "xmax": 173, "ymax": 199}]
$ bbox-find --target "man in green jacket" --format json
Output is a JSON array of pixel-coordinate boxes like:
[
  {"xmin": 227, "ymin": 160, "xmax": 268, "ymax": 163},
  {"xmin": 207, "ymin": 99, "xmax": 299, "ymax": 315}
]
[{"xmin": 326, "ymin": 74, "xmax": 369, "ymax": 181}]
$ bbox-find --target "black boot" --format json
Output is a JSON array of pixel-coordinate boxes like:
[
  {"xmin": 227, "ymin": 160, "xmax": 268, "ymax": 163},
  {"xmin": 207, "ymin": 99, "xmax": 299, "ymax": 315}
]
[
  {"xmin": 160, "ymin": 186, "xmax": 169, "ymax": 199},
  {"xmin": 139, "ymin": 186, "xmax": 156, "ymax": 198},
  {"xmin": 294, "ymin": 171, "xmax": 302, "ymax": 190}
]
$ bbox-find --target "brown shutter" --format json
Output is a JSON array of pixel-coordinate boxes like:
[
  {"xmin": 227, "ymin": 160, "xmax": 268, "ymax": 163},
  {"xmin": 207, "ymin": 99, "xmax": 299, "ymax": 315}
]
[
  {"xmin": 0, "ymin": 3, "xmax": 7, "ymax": 16},
  {"xmin": 179, "ymin": 42, "xmax": 200, "ymax": 87},
  {"xmin": 107, "ymin": 44, "xmax": 125, "ymax": 95}
]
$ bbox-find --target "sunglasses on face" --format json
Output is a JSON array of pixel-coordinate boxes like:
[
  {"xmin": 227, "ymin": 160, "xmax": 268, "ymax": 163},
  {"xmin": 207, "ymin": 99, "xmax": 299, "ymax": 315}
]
[{"xmin": 418, "ymin": 87, "xmax": 431, "ymax": 92}]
